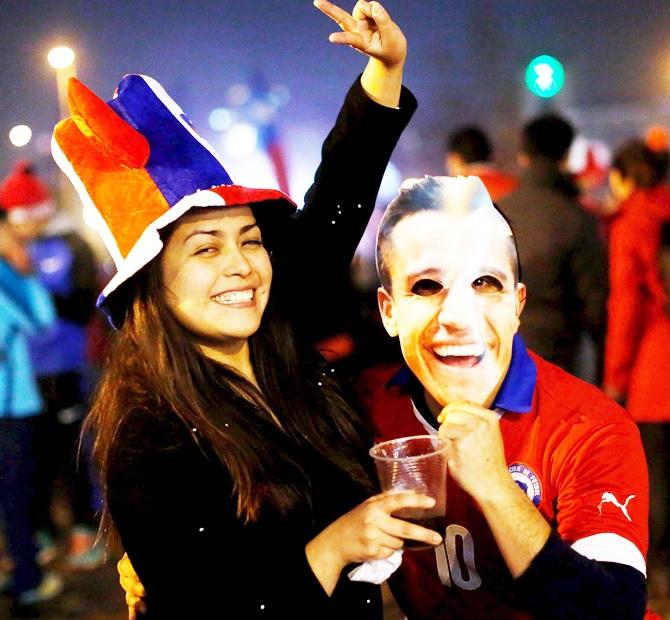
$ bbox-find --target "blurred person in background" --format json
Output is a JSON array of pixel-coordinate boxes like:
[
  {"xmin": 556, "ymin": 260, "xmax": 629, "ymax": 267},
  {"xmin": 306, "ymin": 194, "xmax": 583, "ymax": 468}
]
[
  {"xmin": 0, "ymin": 161, "xmax": 101, "ymax": 569},
  {"xmin": 498, "ymin": 114, "xmax": 607, "ymax": 382},
  {"xmin": 0, "ymin": 207, "xmax": 63, "ymax": 613},
  {"xmin": 604, "ymin": 137, "xmax": 670, "ymax": 590},
  {"xmin": 445, "ymin": 125, "xmax": 518, "ymax": 202}
]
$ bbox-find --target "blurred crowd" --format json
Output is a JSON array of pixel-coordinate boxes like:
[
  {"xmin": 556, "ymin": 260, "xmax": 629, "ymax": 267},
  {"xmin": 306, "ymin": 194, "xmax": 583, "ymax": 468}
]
[
  {"xmin": 1, "ymin": 109, "xmax": 670, "ymax": 617},
  {"xmin": 0, "ymin": 161, "xmax": 111, "ymax": 616}
]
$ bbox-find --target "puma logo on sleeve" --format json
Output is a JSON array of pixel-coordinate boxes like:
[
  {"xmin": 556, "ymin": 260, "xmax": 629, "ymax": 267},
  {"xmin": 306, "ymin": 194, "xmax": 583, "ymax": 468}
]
[{"xmin": 597, "ymin": 492, "xmax": 636, "ymax": 522}]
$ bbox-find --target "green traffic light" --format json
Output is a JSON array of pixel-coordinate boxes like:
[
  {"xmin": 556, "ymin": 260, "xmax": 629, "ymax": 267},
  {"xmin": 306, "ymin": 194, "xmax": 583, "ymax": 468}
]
[{"xmin": 525, "ymin": 55, "xmax": 565, "ymax": 98}]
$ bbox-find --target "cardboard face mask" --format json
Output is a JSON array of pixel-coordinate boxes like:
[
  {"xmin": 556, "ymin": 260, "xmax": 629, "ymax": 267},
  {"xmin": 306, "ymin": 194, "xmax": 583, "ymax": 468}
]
[{"xmin": 378, "ymin": 176, "xmax": 526, "ymax": 409}]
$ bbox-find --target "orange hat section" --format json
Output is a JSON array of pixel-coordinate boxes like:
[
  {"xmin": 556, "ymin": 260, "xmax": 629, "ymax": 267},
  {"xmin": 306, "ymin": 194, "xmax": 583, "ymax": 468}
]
[{"xmin": 53, "ymin": 78, "xmax": 170, "ymax": 258}]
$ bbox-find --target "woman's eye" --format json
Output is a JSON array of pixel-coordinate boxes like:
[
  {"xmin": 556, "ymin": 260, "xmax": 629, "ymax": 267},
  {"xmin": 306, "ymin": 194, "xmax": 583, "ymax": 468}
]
[
  {"xmin": 243, "ymin": 238, "xmax": 263, "ymax": 247},
  {"xmin": 194, "ymin": 246, "xmax": 217, "ymax": 256},
  {"xmin": 472, "ymin": 275, "xmax": 503, "ymax": 292},
  {"xmin": 411, "ymin": 279, "xmax": 443, "ymax": 296}
]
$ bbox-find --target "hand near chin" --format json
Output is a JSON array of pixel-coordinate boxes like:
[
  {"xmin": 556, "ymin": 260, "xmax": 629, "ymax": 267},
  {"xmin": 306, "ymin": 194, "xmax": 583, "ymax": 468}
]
[{"xmin": 437, "ymin": 401, "xmax": 510, "ymax": 501}]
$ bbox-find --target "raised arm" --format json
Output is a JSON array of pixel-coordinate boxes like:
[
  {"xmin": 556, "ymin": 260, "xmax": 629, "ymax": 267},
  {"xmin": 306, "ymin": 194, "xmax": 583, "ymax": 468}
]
[
  {"xmin": 277, "ymin": 2, "xmax": 415, "ymax": 344},
  {"xmin": 315, "ymin": 0, "xmax": 406, "ymax": 107},
  {"xmin": 296, "ymin": 0, "xmax": 415, "ymax": 268}
]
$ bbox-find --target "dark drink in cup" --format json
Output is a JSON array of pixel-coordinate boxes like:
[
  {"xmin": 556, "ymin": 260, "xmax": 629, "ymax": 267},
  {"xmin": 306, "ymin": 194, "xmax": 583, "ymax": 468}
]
[
  {"xmin": 392, "ymin": 507, "xmax": 445, "ymax": 549},
  {"xmin": 370, "ymin": 436, "xmax": 449, "ymax": 551}
]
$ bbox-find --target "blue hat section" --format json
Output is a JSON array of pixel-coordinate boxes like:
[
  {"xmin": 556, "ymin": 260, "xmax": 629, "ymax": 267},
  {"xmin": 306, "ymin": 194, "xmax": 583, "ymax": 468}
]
[{"xmin": 108, "ymin": 75, "xmax": 233, "ymax": 207}]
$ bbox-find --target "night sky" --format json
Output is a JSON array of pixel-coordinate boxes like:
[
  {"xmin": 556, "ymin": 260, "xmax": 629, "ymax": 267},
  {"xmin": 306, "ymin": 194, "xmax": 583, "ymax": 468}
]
[{"xmin": 2, "ymin": 0, "xmax": 670, "ymax": 200}]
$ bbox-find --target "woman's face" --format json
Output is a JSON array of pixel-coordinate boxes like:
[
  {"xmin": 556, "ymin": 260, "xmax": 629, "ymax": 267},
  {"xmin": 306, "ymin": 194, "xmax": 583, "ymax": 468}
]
[{"xmin": 160, "ymin": 206, "xmax": 272, "ymax": 356}]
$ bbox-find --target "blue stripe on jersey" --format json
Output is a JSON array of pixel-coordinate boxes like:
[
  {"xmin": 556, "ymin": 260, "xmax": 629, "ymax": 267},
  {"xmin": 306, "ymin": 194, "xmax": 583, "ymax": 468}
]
[
  {"xmin": 492, "ymin": 333, "xmax": 536, "ymax": 413},
  {"xmin": 387, "ymin": 333, "xmax": 536, "ymax": 414}
]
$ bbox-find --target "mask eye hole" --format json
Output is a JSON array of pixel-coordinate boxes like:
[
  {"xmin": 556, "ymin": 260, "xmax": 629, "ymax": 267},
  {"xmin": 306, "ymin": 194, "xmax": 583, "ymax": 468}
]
[
  {"xmin": 411, "ymin": 278, "xmax": 443, "ymax": 296},
  {"xmin": 472, "ymin": 275, "xmax": 503, "ymax": 293}
]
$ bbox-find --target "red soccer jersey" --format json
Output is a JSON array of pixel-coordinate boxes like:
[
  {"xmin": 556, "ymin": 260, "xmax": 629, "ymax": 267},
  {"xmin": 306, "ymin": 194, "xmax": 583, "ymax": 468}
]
[{"xmin": 358, "ymin": 346, "xmax": 648, "ymax": 619}]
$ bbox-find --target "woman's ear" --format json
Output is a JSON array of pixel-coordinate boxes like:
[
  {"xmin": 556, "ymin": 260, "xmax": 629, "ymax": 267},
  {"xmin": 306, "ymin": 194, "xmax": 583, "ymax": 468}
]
[{"xmin": 377, "ymin": 286, "xmax": 399, "ymax": 337}]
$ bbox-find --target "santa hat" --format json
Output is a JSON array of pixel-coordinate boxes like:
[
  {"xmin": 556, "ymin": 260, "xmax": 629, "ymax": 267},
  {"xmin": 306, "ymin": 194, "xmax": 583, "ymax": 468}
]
[
  {"xmin": 0, "ymin": 160, "xmax": 56, "ymax": 224},
  {"xmin": 51, "ymin": 74, "xmax": 296, "ymax": 326}
]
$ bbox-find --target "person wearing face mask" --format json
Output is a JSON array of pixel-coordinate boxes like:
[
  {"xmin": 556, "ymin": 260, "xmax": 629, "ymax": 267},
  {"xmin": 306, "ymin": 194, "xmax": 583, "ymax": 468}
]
[{"xmin": 358, "ymin": 175, "xmax": 649, "ymax": 619}]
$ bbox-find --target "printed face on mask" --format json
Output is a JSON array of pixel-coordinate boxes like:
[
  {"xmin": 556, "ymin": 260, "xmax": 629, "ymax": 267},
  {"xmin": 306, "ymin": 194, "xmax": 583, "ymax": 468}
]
[
  {"xmin": 378, "ymin": 208, "xmax": 525, "ymax": 409},
  {"xmin": 161, "ymin": 206, "xmax": 272, "ymax": 357}
]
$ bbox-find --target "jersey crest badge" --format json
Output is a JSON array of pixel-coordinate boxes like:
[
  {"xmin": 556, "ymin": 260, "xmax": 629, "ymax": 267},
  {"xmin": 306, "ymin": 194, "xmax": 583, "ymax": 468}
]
[{"xmin": 508, "ymin": 462, "xmax": 542, "ymax": 507}]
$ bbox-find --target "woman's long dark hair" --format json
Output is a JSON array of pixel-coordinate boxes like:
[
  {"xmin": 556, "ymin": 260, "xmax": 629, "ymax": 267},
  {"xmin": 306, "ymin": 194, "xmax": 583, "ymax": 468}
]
[{"xmin": 87, "ymin": 221, "xmax": 375, "ymax": 533}]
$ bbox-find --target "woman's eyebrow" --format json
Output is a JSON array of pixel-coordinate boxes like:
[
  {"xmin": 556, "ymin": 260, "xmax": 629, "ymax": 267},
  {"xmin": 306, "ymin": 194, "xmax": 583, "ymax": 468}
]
[
  {"xmin": 184, "ymin": 229, "xmax": 220, "ymax": 242},
  {"xmin": 183, "ymin": 223, "xmax": 259, "ymax": 243}
]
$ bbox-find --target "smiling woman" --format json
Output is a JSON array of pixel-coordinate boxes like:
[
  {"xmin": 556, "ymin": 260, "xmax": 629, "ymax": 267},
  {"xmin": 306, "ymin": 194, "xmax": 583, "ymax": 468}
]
[
  {"xmin": 48, "ymin": 2, "xmax": 436, "ymax": 617},
  {"xmin": 160, "ymin": 207, "xmax": 273, "ymax": 377}
]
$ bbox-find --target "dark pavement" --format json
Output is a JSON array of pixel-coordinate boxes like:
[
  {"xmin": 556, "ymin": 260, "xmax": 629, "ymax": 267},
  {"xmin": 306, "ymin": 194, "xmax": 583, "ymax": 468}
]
[{"xmin": 0, "ymin": 561, "xmax": 126, "ymax": 620}]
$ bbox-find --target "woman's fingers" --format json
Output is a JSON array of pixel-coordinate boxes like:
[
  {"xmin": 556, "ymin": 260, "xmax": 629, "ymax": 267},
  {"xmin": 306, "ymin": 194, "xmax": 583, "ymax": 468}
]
[
  {"xmin": 370, "ymin": 491, "xmax": 444, "ymax": 546},
  {"xmin": 357, "ymin": 1, "xmax": 394, "ymax": 36},
  {"xmin": 313, "ymin": 0, "xmax": 357, "ymax": 31},
  {"xmin": 118, "ymin": 554, "xmax": 146, "ymax": 618},
  {"xmin": 351, "ymin": 0, "xmax": 374, "ymax": 21},
  {"xmin": 385, "ymin": 515, "xmax": 443, "ymax": 547},
  {"xmin": 328, "ymin": 30, "xmax": 367, "ymax": 48}
]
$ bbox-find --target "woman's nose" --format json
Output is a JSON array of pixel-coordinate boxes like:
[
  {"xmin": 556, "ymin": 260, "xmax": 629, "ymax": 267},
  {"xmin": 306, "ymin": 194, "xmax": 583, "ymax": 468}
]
[{"xmin": 220, "ymin": 247, "xmax": 252, "ymax": 277}]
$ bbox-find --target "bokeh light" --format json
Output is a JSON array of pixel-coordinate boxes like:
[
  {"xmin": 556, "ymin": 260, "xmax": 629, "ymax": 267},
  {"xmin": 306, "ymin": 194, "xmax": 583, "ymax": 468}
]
[
  {"xmin": 8, "ymin": 124, "xmax": 32, "ymax": 147},
  {"xmin": 208, "ymin": 107, "xmax": 233, "ymax": 132},
  {"xmin": 222, "ymin": 123, "xmax": 258, "ymax": 158}
]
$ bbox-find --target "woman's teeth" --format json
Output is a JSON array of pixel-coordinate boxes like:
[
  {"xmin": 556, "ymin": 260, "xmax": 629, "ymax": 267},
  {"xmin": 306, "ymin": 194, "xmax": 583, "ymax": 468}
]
[{"xmin": 212, "ymin": 290, "xmax": 254, "ymax": 304}]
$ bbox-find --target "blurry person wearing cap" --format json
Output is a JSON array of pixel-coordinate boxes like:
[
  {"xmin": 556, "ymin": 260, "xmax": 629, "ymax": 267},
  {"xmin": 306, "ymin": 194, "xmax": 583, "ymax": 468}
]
[
  {"xmin": 357, "ymin": 175, "xmax": 649, "ymax": 618},
  {"xmin": 604, "ymin": 136, "xmax": 670, "ymax": 588},
  {"xmin": 498, "ymin": 114, "xmax": 608, "ymax": 383},
  {"xmin": 50, "ymin": 1, "xmax": 442, "ymax": 617},
  {"xmin": 444, "ymin": 125, "xmax": 518, "ymax": 202},
  {"xmin": 0, "ymin": 208, "xmax": 63, "ymax": 612},
  {"xmin": 0, "ymin": 161, "xmax": 101, "ymax": 569}
]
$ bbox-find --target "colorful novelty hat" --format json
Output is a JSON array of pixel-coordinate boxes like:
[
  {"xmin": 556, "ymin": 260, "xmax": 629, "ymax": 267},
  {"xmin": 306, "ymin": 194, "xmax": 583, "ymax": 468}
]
[
  {"xmin": 52, "ymin": 74, "xmax": 296, "ymax": 324},
  {"xmin": 0, "ymin": 161, "xmax": 56, "ymax": 224}
]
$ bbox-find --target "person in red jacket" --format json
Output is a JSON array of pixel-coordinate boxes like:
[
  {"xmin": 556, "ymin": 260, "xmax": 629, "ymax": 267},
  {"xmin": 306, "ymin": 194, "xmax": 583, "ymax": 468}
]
[
  {"xmin": 445, "ymin": 126, "xmax": 518, "ymax": 202},
  {"xmin": 604, "ymin": 137, "xmax": 670, "ymax": 582}
]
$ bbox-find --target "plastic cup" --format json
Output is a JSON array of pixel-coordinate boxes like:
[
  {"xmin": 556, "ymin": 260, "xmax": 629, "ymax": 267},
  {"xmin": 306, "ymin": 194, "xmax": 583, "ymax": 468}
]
[{"xmin": 369, "ymin": 435, "xmax": 448, "ymax": 549}]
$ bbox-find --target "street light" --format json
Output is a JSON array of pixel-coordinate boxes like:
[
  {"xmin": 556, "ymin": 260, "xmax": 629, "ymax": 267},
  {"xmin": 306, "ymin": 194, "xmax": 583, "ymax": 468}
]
[
  {"xmin": 47, "ymin": 45, "xmax": 81, "ymax": 225},
  {"xmin": 47, "ymin": 46, "xmax": 75, "ymax": 70},
  {"xmin": 47, "ymin": 45, "xmax": 76, "ymax": 119},
  {"xmin": 8, "ymin": 125, "xmax": 32, "ymax": 147}
]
